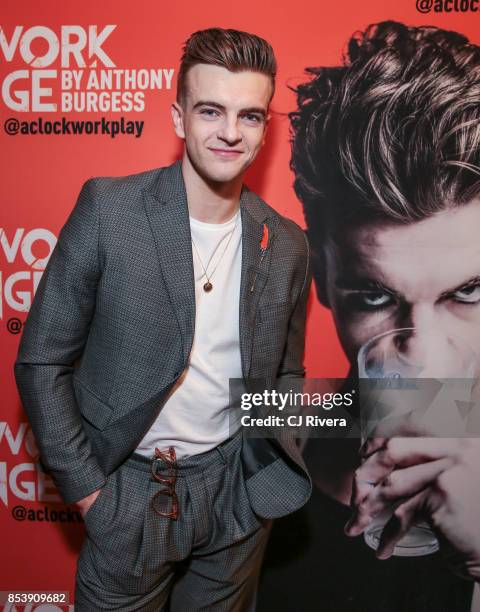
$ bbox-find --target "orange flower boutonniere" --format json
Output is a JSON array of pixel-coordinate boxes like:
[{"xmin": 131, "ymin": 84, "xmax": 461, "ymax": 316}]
[
  {"xmin": 260, "ymin": 223, "xmax": 269, "ymax": 252},
  {"xmin": 251, "ymin": 223, "xmax": 271, "ymax": 293}
]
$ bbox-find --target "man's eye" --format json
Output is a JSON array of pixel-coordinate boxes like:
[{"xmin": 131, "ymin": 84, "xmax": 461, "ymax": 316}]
[
  {"xmin": 358, "ymin": 292, "xmax": 393, "ymax": 309},
  {"xmin": 242, "ymin": 114, "xmax": 262, "ymax": 123},
  {"xmin": 345, "ymin": 291, "xmax": 394, "ymax": 312},
  {"xmin": 200, "ymin": 109, "xmax": 219, "ymax": 118},
  {"xmin": 452, "ymin": 285, "xmax": 480, "ymax": 304}
]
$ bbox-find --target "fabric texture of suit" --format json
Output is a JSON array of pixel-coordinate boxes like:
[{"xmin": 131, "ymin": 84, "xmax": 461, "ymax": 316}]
[
  {"xmin": 14, "ymin": 160, "xmax": 312, "ymax": 518},
  {"xmin": 75, "ymin": 428, "xmax": 273, "ymax": 611}
]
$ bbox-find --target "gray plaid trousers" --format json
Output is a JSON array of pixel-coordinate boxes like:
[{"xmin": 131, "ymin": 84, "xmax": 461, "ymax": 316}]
[{"xmin": 75, "ymin": 429, "xmax": 273, "ymax": 611}]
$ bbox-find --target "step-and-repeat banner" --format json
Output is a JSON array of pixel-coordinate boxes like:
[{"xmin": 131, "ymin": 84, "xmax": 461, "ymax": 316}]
[{"xmin": 1, "ymin": 0, "xmax": 476, "ymax": 609}]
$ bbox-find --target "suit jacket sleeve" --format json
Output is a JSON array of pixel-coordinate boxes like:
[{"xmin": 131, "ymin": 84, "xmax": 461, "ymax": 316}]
[
  {"xmin": 277, "ymin": 228, "xmax": 312, "ymax": 380},
  {"xmin": 13, "ymin": 179, "xmax": 107, "ymax": 505}
]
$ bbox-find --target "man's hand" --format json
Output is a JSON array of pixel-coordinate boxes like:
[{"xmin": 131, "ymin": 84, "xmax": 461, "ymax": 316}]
[
  {"xmin": 76, "ymin": 487, "xmax": 102, "ymax": 519},
  {"xmin": 344, "ymin": 437, "xmax": 480, "ymax": 582}
]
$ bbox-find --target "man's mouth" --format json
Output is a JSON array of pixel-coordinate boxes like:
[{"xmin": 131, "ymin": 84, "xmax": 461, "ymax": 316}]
[{"xmin": 208, "ymin": 148, "xmax": 244, "ymax": 158}]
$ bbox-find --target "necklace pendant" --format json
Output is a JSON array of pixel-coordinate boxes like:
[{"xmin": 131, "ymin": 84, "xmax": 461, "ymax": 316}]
[{"xmin": 203, "ymin": 281, "xmax": 213, "ymax": 292}]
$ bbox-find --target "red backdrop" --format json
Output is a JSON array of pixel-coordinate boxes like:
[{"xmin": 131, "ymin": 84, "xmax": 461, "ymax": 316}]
[{"xmin": 1, "ymin": 0, "xmax": 476, "ymax": 607}]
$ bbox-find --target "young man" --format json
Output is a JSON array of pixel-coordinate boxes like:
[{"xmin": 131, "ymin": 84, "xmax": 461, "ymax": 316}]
[
  {"xmin": 259, "ymin": 21, "xmax": 480, "ymax": 611},
  {"xmin": 14, "ymin": 28, "xmax": 312, "ymax": 611}
]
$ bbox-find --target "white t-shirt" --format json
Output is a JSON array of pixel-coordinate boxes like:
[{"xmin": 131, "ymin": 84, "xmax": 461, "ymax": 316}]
[{"xmin": 134, "ymin": 209, "xmax": 243, "ymax": 459}]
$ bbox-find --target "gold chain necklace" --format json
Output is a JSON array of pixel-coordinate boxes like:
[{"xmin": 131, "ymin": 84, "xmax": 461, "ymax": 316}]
[{"xmin": 191, "ymin": 211, "xmax": 240, "ymax": 292}]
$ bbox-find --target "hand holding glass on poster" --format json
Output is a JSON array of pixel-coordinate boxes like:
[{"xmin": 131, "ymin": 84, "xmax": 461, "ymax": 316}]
[{"xmin": 352, "ymin": 327, "xmax": 479, "ymax": 557}]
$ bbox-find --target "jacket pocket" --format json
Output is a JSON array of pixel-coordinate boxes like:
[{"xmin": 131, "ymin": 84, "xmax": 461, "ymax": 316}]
[
  {"xmin": 73, "ymin": 376, "xmax": 114, "ymax": 430},
  {"xmin": 253, "ymin": 301, "xmax": 293, "ymax": 367}
]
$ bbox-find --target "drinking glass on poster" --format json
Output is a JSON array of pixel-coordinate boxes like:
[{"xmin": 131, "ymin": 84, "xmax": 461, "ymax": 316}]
[{"xmin": 357, "ymin": 327, "xmax": 478, "ymax": 556}]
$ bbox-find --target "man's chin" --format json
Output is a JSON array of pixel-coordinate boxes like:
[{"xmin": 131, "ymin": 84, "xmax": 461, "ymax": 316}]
[{"xmin": 200, "ymin": 164, "xmax": 246, "ymax": 186}]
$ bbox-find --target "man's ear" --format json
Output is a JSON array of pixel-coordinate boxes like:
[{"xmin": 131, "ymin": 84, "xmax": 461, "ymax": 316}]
[
  {"xmin": 261, "ymin": 112, "xmax": 271, "ymax": 146},
  {"xmin": 171, "ymin": 101, "xmax": 185, "ymax": 139}
]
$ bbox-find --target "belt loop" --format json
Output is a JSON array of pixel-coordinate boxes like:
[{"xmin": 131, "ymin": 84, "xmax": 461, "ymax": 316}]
[{"xmin": 216, "ymin": 442, "xmax": 228, "ymax": 464}]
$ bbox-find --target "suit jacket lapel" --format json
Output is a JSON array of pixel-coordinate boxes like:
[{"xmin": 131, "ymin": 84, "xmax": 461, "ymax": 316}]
[
  {"xmin": 143, "ymin": 160, "xmax": 277, "ymax": 378},
  {"xmin": 142, "ymin": 161, "xmax": 195, "ymax": 364},
  {"xmin": 239, "ymin": 186, "xmax": 278, "ymax": 378}
]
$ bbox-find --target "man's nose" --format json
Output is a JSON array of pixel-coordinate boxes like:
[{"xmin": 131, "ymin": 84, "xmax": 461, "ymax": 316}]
[
  {"xmin": 217, "ymin": 116, "xmax": 242, "ymax": 145},
  {"xmin": 395, "ymin": 304, "xmax": 451, "ymax": 369},
  {"xmin": 396, "ymin": 302, "xmax": 435, "ymax": 335}
]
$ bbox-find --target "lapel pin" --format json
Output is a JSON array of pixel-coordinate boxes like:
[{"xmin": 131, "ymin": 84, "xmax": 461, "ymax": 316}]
[
  {"xmin": 250, "ymin": 223, "xmax": 273, "ymax": 293},
  {"xmin": 260, "ymin": 223, "xmax": 269, "ymax": 252}
]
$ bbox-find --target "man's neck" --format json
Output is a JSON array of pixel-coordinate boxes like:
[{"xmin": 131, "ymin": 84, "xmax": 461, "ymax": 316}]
[{"xmin": 181, "ymin": 155, "xmax": 242, "ymax": 224}]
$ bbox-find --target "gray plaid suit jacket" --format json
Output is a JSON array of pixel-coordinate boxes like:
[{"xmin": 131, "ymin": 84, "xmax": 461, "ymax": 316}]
[{"xmin": 14, "ymin": 160, "xmax": 312, "ymax": 518}]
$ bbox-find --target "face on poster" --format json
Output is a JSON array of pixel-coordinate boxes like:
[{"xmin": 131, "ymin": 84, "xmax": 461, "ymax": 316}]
[{"xmin": 0, "ymin": 0, "xmax": 479, "ymax": 591}]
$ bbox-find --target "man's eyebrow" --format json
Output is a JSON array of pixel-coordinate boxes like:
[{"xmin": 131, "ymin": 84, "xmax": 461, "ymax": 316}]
[
  {"xmin": 439, "ymin": 275, "xmax": 480, "ymax": 299},
  {"xmin": 193, "ymin": 100, "xmax": 226, "ymax": 111},
  {"xmin": 239, "ymin": 107, "xmax": 267, "ymax": 118},
  {"xmin": 335, "ymin": 278, "xmax": 397, "ymax": 293},
  {"xmin": 192, "ymin": 101, "xmax": 267, "ymax": 118}
]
